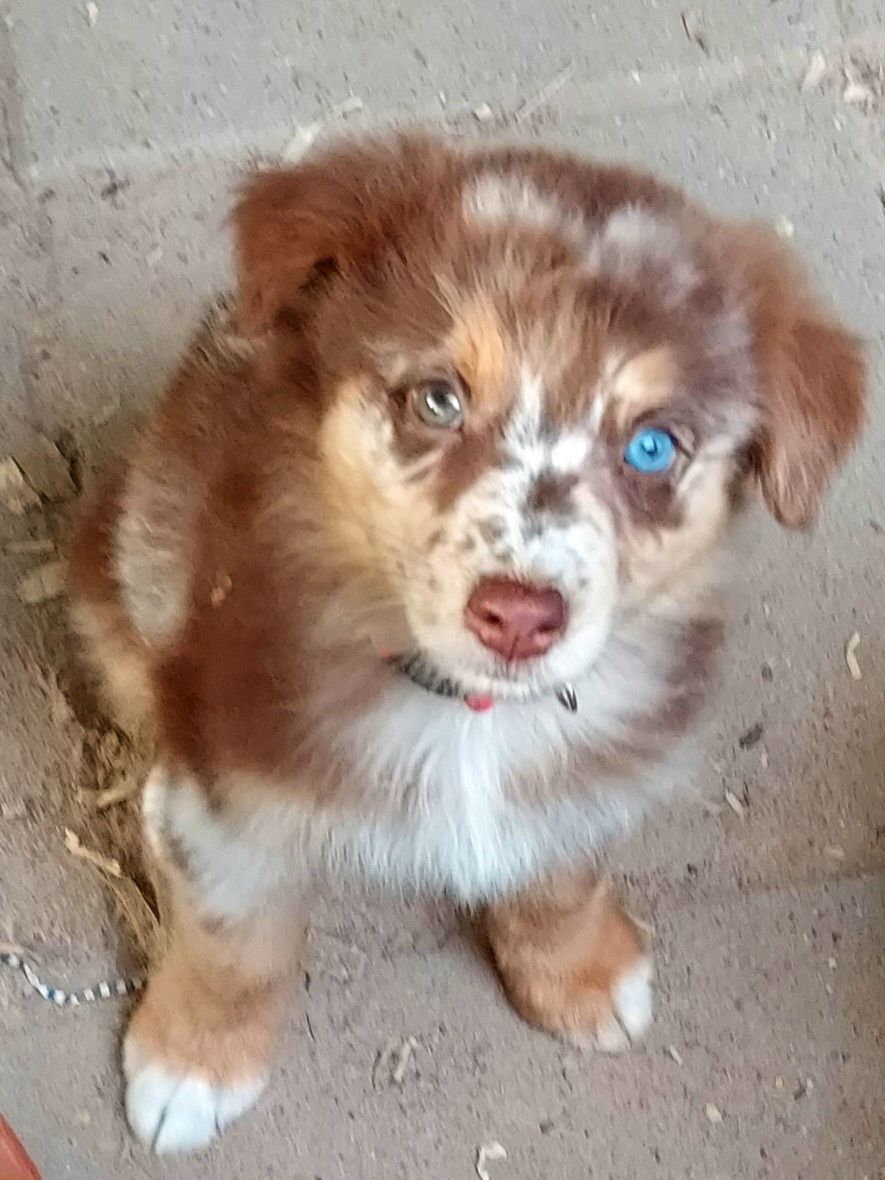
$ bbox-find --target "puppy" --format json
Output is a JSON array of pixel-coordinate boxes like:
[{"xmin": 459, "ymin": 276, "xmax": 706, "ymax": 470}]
[{"xmin": 69, "ymin": 133, "xmax": 864, "ymax": 1153}]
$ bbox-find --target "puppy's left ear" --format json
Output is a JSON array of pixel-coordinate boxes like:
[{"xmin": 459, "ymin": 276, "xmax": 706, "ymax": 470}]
[{"xmin": 721, "ymin": 224, "xmax": 866, "ymax": 528}]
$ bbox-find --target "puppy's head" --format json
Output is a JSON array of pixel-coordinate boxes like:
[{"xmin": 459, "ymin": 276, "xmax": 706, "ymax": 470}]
[{"xmin": 235, "ymin": 135, "xmax": 864, "ymax": 698}]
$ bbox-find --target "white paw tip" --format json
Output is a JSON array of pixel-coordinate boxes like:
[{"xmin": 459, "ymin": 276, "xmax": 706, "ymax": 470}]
[
  {"xmin": 124, "ymin": 1040, "xmax": 266, "ymax": 1154},
  {"xmin": 613, "ymin": 955, "xmax": 654, "ymax": 1041},
  {"xmin": 594, "ymin": 1014, "xmax": 632, "ymax": 1054}
]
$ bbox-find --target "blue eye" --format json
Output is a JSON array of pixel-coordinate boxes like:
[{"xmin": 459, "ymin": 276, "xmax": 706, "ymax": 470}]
[{"xmin": 624, "ymin": 427, "xmax": 677, "ymax": 474}]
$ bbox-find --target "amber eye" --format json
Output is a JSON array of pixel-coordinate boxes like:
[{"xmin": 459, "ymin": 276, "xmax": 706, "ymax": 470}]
[{"xmin": 411, "ymin": 380, "xmax": 464, "ymax": 430}]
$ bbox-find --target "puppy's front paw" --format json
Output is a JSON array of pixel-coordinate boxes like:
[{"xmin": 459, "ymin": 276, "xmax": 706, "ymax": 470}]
[
  {"xmin": 575, "ymin": 952, "xmax": 654, "ymax": 1052},
  {"xmin": 503, "ymin": 945, "xmax": 654, "ymax": 1052},
  {"xmin": 124, "ymin": 1036, "xmax": 267, "ymax": 1154},
  {"xmin": 488, "ymin": 882, "xmax": 654, "ymax": 1052}
]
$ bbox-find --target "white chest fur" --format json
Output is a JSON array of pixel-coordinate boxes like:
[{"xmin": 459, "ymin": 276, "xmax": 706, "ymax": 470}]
[
  {"xmin": 297, "ymin": 669, "xmax": 685, "ymax": 902},
  {"xmin": 151, "ymin": 632, "xmax": 694, "ymax": 909}
]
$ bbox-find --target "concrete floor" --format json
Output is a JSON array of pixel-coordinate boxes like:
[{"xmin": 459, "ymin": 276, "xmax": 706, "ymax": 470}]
[{"xmin": 1, "ymin": 1, "xmax": 884, "ymax": 1177}]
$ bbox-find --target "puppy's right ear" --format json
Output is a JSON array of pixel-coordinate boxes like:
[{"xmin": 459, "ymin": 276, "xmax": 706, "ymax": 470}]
[
  {"xmin": 233, "ymin": 155, "xmax": 356, "ymax": 335},
  {"xmin": 233, "ymin": 135, "xmax": 444, "ymax": 335}
]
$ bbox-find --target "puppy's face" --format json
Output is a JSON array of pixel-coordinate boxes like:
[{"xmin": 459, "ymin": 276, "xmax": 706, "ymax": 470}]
[
  {"xmin": 314, "ymin": 210, "xmax": 751, "ymax": 698},
  {"xmin": 236, "ymin": 138, "xmax": 864, "ymax": 698}
]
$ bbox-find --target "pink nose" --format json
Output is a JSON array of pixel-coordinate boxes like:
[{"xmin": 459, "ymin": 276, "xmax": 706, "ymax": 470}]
[{"xmin": 465, "ymin": 577, "xmax": 568, "ymax": 661}]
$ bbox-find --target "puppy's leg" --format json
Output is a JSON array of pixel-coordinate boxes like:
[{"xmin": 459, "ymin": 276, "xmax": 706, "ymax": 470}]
[
  {"xmin": 485, "ymin": 870, "xmax": 653, "ymax": 1052},
  {"xmin": 124, "ymin": 765, "xmax": 309, "ymax": 1154}
]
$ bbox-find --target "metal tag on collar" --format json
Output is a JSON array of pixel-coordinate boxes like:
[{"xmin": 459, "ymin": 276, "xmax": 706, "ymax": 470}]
[{"xmin": 556, "ymin": 684, "xmax": 578, "ymax": 712}]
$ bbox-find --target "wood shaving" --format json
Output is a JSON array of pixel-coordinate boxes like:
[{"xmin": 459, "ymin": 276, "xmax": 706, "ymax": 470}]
[
  {"xmin": 107, "ymin": 875, "xmax": 163, "ymax": 964},
  {"xmin": 4, "ymin": 538, "xmax": 55, "ymax": 556},
  {"xmin": 665, "ymin": 1044, "xmax": 684, "ymax": 1066},
  {"xmin": 476, "ymin": 1141, "xmax": 507, "ymax": 1180},
  {"xmin": 17, "ymin": 435, "xmax": 77, "ymax": 502},
  {"xmin": 64, "ymin": 828, "xmax": 122, "ymax": 877},
  {"xmin": 705, "ymin": 1103, "xmax": 723, "ymax": 1124},
  {"xmin": 759, "ymin": 748, "xmax": 769, "ymax": 769},
  {"xmin": 372, "ymin": 1035, "xmax": 419, "ymax": 1089},
  {"xmin": 1, "ymin": 800, "xmax": 28, "ymax": 821},
  {"xmin": 280, "ymin": 97, "xmax": 362, "ymax": 163},
  {"xmin": 515, "ymin": 64, "xmax": 574, "ymax": 124},
  {"xmin": 64, "ymin": 810, "xmax": 161, "ymax": 964},
  {"xmin": 773, "ymin": 215, "xmax": 795, "ymax": 239},
  {"xmin": 65, "ymin": 710, "xmax": 163, "ymax": 968},
  {"xmin": 282, "ymin": 122, "xmax": 321, "ymax": 162},
  {"xmin": 801, "ymin": 51, "xmax": 827, "ymax": 91},
  {"xmin": 0, "ymin": 457, "xmax": 40, "ymax": 515},
  {"xmin": 845, "ymin": 631, "xmax": 862, "ymax": 680},
  {"xmin": 473, "ymin": 102, "xmax": 494, "ymax": 123},
  {"xmin": 724, "ymin": 789, "xmax": 746, "ymax": 819},
  {"xmin": 332, "ymin": 95, "xmax": 364, "ymax": 117},
  {"xmin": 842, "ymin": 79, "xmax": 874, "ymax": 107},
  {"xmin": 391, "ymin": 1036, "xmax": 417, "ymax": 1085},
  {"xmin": 840, "ymin": 56, "xmax": 881, "ymax": 112},
  {"xmin": 85, "ymin": 1, "xmax": 99, "ymax": 25},
  {"xmin": 627, "ymin": 912, "xmax": 656, "ymax": 937},
  {"xmin": 93, "ymin": 779, "xmax": 139, "ymax": 810},
  {"xmin": 0, "ymin": 942, "xmax": 30, "ymax": 959},
  {"xmin": 17, "ymin": 560, "xmax": 67, "ymax": 604}
]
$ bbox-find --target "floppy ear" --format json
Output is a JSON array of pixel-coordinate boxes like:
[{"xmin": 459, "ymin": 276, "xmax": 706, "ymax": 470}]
[
  {"xmin": 233, "ymin": 146, "xmax": 368, "ymax": 336},
  {"xmin": 721, "ymin": 223, "xmax": 865, "ymax": 528},
  {"xmin": 233, "ymin": 134, "xmax": 446, "ymax": 336}
]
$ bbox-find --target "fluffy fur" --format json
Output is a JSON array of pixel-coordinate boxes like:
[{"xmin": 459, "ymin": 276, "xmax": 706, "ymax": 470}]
[{"xmin": 68, "ymin": 133, "xmax": 865, "ymax": 1152}]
